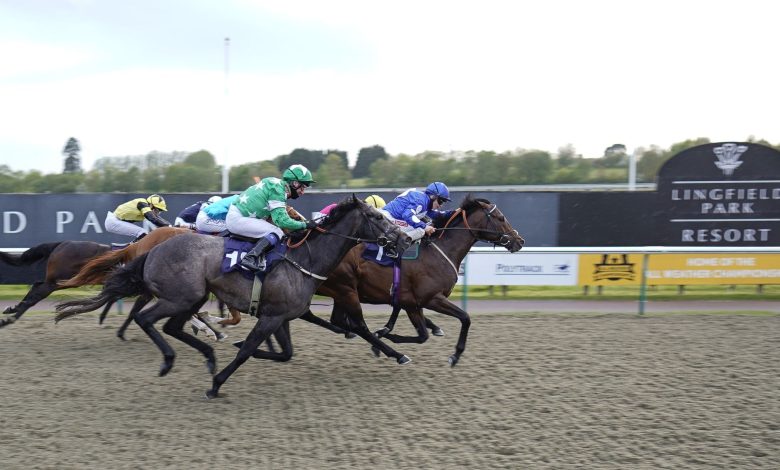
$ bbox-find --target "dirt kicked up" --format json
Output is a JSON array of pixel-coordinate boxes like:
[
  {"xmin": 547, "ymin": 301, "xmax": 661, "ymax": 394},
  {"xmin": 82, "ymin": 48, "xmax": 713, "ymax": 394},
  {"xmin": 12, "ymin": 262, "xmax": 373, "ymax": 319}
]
[{"xmin": 0, "ymin": 310, "xmax": 778, "ymax": 469}]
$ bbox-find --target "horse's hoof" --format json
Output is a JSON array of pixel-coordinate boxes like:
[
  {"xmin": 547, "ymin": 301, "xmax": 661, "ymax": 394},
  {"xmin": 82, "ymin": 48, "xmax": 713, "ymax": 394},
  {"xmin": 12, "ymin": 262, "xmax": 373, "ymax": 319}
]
[
  {"xmin": 371, "ymin": 346, "xmax": 381, "ymax": 358},
  {"xmin": 191, "ymin": 325, "xmax": 199, "ymax": 335},
  {"xmin": 344, "ymin": 332, "xmax": 357, "ymax": 339},
  {"xmin": 159, "ymin": 357, "xmax": 174, "ymax": 377},
  {"xmin": 116, "ymin": 332, "xmax": 126, "ymax": 341},
  {"xmin": 0, "ymin": 317, "xmax": 16, "ymax": 328},
  {"xmin": 374, "ymin": 327, "xmax": 390, "ymax": 338},
  {"xmin": 431, "ymin": 327, "xmax": 445, "ymax": 337},
  {"xmin": 232, "ymin": 341, "xmax": 244, "ymax": 349},
  {"xmin": 2, "ymin": 307, "xmax": 15, "ymax": 315},
  {"xmin": 205, "ymin": 389, "xmax": 219, "ymax": 400},
  {"xmin": 448, "ymin": 354, "xmax": 460, "ymax": 367},
  {"xmin": 397, "ymin": 355, "xmax": 412, "ymax": 365}
]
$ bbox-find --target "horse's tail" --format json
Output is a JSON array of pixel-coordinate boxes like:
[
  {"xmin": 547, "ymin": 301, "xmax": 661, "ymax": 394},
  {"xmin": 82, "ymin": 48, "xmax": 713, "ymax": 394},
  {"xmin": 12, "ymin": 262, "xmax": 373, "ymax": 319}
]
[
  {"xmin": 55, "ymin": 253, "xmax": 150, "ymax": 322},
  {"xmin": 0, "ymin": 242, "xmax": 62, "ymax": 267},
  {"xmin": 58, "ymin": 245, "xmax": 135, "ymax": 288}
]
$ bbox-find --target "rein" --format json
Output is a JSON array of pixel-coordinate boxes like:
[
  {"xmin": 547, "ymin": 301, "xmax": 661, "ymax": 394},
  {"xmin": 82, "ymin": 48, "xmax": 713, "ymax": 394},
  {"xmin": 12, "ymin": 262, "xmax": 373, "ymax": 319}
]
[
  {"xmin": 436, "ymin": 204, "xmax": 515, "ymax": 246},
  {"xmin": 282, "ymin": 207, "xmax": 397, "ymax": 279}
]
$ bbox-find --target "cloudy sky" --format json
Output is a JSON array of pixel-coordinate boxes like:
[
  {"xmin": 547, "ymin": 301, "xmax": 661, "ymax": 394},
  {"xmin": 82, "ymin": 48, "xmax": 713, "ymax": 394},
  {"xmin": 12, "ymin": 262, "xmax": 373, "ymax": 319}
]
[{"xmin": 1, "ymin": 0, "xmax": 778, "ymax": 172}]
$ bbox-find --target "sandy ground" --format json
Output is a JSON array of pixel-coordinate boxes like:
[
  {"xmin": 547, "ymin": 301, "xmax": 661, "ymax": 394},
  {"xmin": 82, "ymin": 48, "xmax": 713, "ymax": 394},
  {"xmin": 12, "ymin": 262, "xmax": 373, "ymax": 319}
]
[{"xmin": 0, "ymin": 305, "xmax": 778, "ymax": 469}]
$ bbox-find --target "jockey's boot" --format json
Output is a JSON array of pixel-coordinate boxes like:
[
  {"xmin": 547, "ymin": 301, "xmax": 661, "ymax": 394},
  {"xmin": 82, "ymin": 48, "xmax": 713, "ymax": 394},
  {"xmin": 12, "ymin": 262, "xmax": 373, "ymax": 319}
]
[
  {"xmin": 240, "ymin": 234, "xmax": 278, "ymax": 272},
  {"xmin": 132, "ymin": 232, "xmax": 147, "ymax": 243}
]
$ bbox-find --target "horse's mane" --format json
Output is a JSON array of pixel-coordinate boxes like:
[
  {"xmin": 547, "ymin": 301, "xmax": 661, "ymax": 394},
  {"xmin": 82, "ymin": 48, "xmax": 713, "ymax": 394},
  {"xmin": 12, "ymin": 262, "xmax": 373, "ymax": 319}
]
[
  {"xmin": 286, "ymin": 196, "xmax": 361, "ymax": 244},
  {"xmin": 433, "ymin": 194, "xmax": 491, "ymax": 229}
]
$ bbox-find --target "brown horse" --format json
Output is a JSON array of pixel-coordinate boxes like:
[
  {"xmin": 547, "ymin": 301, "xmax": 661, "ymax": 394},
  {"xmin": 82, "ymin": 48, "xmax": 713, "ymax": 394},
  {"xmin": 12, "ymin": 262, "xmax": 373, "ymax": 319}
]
[
  {"xmin": 0, "ymin": 227, "xmax": 192, "ymax": 329},
  {"xmin": 317, "ymin": 195, "xmax": 525, "ymax": 366}
]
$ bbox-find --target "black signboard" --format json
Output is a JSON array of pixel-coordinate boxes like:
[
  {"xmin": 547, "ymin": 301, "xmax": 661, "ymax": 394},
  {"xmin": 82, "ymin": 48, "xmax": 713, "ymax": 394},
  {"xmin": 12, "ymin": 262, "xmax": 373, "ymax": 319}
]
[{"xmin": 655, "ymin": 142, "xmax": 780, "ymax": 246}]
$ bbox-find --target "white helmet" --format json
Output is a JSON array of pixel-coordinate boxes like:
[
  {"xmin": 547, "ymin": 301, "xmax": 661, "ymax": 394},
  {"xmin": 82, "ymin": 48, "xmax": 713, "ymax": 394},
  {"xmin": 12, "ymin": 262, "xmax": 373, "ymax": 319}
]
[{"xmin": 207, "ymin": 195, "xmax": 223, "ymax": 204}]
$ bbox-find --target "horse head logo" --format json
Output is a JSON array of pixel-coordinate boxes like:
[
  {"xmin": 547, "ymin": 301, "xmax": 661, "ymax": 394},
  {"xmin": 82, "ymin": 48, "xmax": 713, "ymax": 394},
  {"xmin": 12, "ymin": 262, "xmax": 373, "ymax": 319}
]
[{"xmin": 713, "ymin": 143, "xmax": 747, "ymax": 176}]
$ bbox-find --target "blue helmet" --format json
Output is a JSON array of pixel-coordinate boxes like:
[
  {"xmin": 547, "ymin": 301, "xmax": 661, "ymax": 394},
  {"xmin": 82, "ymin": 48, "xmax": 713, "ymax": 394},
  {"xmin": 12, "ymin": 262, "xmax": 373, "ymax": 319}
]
[{"xmin": 425, "ymin": 182, "xmax": 450, "ymax": 202}]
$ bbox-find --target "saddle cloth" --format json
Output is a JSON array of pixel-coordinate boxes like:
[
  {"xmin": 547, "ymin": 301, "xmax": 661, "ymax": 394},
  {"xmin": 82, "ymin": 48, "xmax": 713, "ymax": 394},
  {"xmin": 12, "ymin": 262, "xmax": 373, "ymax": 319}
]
[
  {"xmin": 361, "ymin": 242, "xmax": 420, "ymax": 266},
  {"xmin": 221, "ymin": 237, "xmax": 287, "ymax": 280}
]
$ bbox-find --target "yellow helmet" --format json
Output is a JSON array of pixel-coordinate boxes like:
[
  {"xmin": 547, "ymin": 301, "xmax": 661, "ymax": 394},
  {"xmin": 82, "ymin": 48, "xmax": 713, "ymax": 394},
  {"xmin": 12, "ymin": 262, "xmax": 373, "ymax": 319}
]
[
  {"xmin": 146, "ymin": 194, "xmax": 168, "ymax": 211},
  {"xmin": 364, "ymin": 194, "xmax": 386, "ymax": 209}
]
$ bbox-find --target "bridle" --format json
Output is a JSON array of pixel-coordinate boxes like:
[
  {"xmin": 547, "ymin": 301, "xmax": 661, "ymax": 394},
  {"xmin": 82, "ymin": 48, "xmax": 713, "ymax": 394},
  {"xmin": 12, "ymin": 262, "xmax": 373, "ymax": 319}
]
[
  {"xmin": 287, "ymin": 206, "xmax": 395, "ymax": 249},
  {"xmin": 436, "ymin": 203, "xmax": 519, "ymax": 247}
]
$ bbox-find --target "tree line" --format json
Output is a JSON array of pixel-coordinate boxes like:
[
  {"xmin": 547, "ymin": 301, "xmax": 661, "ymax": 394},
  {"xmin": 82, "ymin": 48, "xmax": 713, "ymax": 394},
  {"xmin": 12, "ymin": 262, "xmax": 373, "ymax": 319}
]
[{"xmin": 1, "ymin": 137, "xmax": 777, "ymax": 193}]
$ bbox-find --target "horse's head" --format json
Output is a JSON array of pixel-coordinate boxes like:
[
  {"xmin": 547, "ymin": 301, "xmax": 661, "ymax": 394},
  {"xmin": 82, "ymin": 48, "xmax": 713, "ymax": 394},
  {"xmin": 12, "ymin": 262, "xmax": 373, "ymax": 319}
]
[
  {"xmin": 319, "ymin": 195, "xmax": 412, "ymax": 254},
  {"xmin": 441, "ymin": 195, "xmax": 525, "ymax": 252}
]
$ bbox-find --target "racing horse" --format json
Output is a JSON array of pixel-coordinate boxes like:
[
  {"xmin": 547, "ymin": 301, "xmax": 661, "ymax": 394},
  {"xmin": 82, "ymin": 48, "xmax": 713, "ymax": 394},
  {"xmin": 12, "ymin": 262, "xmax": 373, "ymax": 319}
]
[
  {"xmin": 54, "ymin": 196, "xmax": 412, "ymax": 398},
  {"xmin": 318, "ymin": 195, "xmax": 524, "ymax": 366},
  {"xmin": 59, "ymin": 227, "xmax": 240, "ymax": 338},
  {"xmin": 0, "ymin": 227, "xmax": 190, "ymax": 329}
]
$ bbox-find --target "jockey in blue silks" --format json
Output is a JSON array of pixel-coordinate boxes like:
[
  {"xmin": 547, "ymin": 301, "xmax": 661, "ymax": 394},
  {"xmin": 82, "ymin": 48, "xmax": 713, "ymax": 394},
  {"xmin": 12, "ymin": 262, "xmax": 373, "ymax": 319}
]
[
  {"xmin": 195, "ymin": 194, "xmax": 238, "ymax": 234},
  {"xmin": 175, "ymin": 195, "xmax": 223, "ymax": 230},
  {"xmin": 381, "ymin": 182, "xmax": 454, "ymax": 242}
]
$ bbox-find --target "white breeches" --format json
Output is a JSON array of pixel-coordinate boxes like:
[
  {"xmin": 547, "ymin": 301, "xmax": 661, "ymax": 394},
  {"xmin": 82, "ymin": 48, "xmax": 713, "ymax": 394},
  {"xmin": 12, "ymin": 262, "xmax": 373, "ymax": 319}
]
[
  {"xmin": 225, "ymin": 205, "xmax": 283, "ymax": 239},
  {"xmin": 195, "ymin": 210, "xmax": 227, "ymax": 233},
  {"xmin": 380, "ymin": 210, "xmax": 426, "ymax": 242},
  {"xmin": 104, "ymin": 211, "xmax": 146, "ymax": 238}
]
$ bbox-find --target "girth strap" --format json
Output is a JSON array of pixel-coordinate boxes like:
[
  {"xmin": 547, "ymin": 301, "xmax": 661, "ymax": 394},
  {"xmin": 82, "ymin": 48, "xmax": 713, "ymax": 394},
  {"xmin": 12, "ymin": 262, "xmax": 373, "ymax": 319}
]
[{"xmin": 248, "ymin": 276, "xmax": 263, "ymax": 317}]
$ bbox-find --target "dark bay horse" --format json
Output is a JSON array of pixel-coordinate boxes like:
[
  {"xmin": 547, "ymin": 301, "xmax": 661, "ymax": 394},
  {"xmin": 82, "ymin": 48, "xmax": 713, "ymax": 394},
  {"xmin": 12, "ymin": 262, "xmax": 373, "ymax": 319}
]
[
  {"xmin": 318, "ymin": 195, "xmax": 524, "ymax": 366},
  {"xmin": 0, "ymin": 227, "xmax": 190, "ymax": 329},
  {"xmin": 55, "ymin": 196, "xmax": 412, "ymax": 398}
]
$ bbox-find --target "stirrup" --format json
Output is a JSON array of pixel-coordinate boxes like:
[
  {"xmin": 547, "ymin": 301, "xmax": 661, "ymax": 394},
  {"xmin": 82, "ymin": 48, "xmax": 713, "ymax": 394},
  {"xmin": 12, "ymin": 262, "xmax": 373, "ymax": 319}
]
[{"xmin": 240, "ymin": 255, "xmax": 266, "ymax": 272}]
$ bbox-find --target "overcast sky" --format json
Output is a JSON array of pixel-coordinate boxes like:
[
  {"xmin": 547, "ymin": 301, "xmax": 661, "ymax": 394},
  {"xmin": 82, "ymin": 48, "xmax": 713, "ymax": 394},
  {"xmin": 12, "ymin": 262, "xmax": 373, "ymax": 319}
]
[{"xmin": 1, "ymin": 0, "xmax": 778, "ymax": 172}]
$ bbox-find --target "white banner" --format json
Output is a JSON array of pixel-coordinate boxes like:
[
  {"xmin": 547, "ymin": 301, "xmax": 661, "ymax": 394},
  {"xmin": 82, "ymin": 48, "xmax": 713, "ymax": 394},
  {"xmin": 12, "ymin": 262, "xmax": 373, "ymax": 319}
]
[{"xmin": 457, "ymin": 252, "xmax": 578, "ymax": 286}]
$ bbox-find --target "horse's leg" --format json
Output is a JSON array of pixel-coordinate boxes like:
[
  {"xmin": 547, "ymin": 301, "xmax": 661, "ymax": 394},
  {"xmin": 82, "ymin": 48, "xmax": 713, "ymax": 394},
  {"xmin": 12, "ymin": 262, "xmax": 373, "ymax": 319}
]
[
  {"xmin": 374, "ymin": 306, "xmax": 402, "ymax": 337},
  {"xmin": 217, "ymin": 307, "xmax": 241, "ymax": 326},
  {"xmin": 424, "ymin": 294, "xmax": 471, "ymax": 367},
  {"xmin": 98, "ymin": 300, "xmax": 114, "ymax": 325},
  {"xmin": 207, "ymin": 314, "xmax": 287, "ymax": 399},
  {"xmin": 161, "ymin": 304, "xmax": 217, "ymax": 375},
  {"xmin": 299, "ymin": 310, "xmax": 351, "ymax": 335},
  {"xmin": 217, "ymin": 299, "xmax": 226, "ymax": 318},
  {"xmin": 425, "ymin": 316, "xmax": 445, "ymax": 337},
  {"xmin": 381, "ymin": 307, "xmax": 430, "ymax": 344},
  {"xmin": 195, "ymin": 313, "xmax": 227, "ymax": 341},
  {"xmin": 117, "ymin": 295, "xmax": 152, "ymax": 340},
  {"xmin": 132, "ymin": 300, "xmax": 186, "ymax": 376},
  {"xmin": 0, "ymin": 281, "xmax": 57, "ymax": 328},
  {"xmin": 234, "ymin": 320, "xmax": 294, "ymax": 362}
]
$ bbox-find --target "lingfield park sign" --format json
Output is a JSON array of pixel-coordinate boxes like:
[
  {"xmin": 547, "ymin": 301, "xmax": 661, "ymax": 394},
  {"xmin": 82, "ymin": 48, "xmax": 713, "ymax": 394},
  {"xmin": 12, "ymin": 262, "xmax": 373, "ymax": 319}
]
[{"xmin": 655, "ymin": 142, "xmax": 780, "ymax": 246}]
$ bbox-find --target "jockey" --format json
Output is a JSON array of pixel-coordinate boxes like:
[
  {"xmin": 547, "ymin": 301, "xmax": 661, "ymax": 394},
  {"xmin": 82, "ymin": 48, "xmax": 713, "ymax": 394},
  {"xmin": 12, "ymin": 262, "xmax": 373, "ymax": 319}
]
[
  {"xmin": 364, "ymin": 194, "xmax": 387, "ymax": 209},
  {"xmin": 104, "ymin": 194, "xmax": 171, "ymax": 242},
  {"xmin": 227, "ymin": 164, "xmax": 318, "ymax": 271},
  {"xmin": 196, "ymin": 194, "xmax": 238, "ymax": 234},
  {"xmin": 381, "ymin": 182, "xmax": 454, "ymax": 242},
  {"xmin": 174, "ymin": 195, "xmax": 223, "ymax": 230}
]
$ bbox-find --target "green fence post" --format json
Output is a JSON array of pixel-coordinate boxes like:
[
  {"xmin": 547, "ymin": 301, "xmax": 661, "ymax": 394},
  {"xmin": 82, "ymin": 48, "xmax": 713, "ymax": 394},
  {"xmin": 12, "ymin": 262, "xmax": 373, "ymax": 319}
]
[
  {"xmin": 461, "ymin": 254, "xmax": 468, "ymax": 312},
  {"xmin": 638, "ymin": 253, "xmax": 649, "ymax": 315}
]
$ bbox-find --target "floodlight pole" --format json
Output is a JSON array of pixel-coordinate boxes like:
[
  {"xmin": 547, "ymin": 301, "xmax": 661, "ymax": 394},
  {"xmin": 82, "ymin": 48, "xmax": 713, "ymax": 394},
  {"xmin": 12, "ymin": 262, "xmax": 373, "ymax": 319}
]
[
  {"xmin": 221, "ymin": 37, "xmax": 230, "ymax": 193},
  {"xmin": 628, "ymin": 149, "xmax": 637, "ymax": 191}
]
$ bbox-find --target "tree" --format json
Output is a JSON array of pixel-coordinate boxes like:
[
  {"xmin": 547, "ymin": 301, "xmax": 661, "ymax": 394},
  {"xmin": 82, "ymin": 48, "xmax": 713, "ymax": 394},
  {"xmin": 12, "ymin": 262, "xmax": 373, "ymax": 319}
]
[
  {"xmin": 353, "ymin": 145, "xmax": 388, "ymax": 178},
  {"xmin": 229, "ymin": 160, "xmax": 279, "ymax": 191},
  {"xmin": 315, "ymin": 154, "xmax": 352, "ymax": 188},
  {"xmin": 62, "ymin": 137, "xmax": 82, "ymax": 173}
]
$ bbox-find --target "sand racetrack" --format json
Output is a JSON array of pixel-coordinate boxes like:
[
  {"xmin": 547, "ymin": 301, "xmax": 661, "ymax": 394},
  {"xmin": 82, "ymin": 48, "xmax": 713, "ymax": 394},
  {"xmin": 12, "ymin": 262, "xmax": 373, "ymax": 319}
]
[{"xmin": 0, "ymin": 307, "xmax": 778, "ymax": 469}]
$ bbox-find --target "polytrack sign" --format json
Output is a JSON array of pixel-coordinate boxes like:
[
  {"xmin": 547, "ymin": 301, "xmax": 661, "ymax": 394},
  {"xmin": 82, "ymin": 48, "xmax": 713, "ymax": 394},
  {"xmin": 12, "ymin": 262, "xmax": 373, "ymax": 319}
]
[{"xmin": 458, "ymin": 252, "xmax": 578, "ymax": 286}]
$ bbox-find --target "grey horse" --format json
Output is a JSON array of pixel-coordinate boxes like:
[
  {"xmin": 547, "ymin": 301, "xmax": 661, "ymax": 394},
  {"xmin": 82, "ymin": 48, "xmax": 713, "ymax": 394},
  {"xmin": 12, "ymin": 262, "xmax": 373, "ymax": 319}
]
[{"xmin": 56, "ymin": 196, "xmax": 412, "ymax": 397}]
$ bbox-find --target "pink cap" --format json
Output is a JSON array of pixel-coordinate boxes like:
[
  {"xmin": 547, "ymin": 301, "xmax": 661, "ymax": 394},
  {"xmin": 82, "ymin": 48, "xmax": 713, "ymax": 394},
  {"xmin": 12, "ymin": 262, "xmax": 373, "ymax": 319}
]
[{"xmin": 320, "ymin": 203, "xmax": 338, "ymax": 216}]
